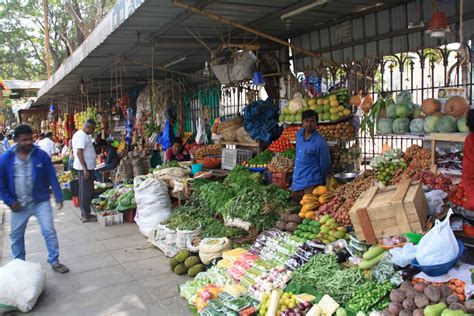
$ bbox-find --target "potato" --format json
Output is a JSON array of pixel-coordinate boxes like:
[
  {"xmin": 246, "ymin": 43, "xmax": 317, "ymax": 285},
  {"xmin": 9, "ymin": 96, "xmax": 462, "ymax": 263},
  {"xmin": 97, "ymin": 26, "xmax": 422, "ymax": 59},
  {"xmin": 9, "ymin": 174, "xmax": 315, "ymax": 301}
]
[
  {"xmin": 440, "ymin": 285, "xmax": 452, "ymax": 298},
  {"xmin": 413, "ymin": 283, "xmax": 427, "ymax": 293},
  {"xmin": 382, "ymin": 309, "xmax": 392, "ymax": 316},
  {"xmin": 449, "ymin": 302, "xmax": 466, "ymax": 312},
  {"xmin": 400, "ymin": 281, "xmax": 414, "ymax": 292},
  {"xmin": 288, "ymin": 214, "xmax": 302, "ymax": 224},
  {"xmin": 465, "ymin": 300, "xmax": 474, "ymax": 313},
  {"xmin": 391, "ymin": 289, "xmax": 407, "ymax": 303},
  {"xmin": 414, "ymin": 294, "xmax": 430, "ymax": 309},
  {"xmin": 399, "ymin": 310, "xmax": 413, "ymax": 316},
  {"xmin": 424, "ymin": 285, "xmax": 441, "ymax": 303},
  {"xmin": 285, "ymin": 222, "xmax": 298, "ymax": 232},
  {"xmin": 413, "ymin": 309, "xmax": 424, "ymax": 316},
  {"xmin": 403, "ymin": 298, "xmax": 417, "ymax": 311},
  {"xmin": 389, "ymin": 302, "xmax": 403, "ymax": 315},
  {"xmin": 446, "ymin": 294, "xmax": 460, "ymax": 305},
  {"xmin": 405, "ymin": 287, "xmax": 418, "ymax": 300},
  {"xmin": 276, "ymin": 221, "xmax": 287, "ymax": 231}
]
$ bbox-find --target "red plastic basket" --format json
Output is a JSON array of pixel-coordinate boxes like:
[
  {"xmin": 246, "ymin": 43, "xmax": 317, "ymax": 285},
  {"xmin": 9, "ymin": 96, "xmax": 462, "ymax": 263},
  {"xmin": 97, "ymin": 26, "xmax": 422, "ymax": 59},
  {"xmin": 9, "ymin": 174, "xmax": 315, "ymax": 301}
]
[
  {"xmin": 72, "ymin": 196, "xmax": 80, "ymax": 207},
  {"xmin": 123, "ymin": 208, "xmax": 136, "ymax": 223},
  {"xmin": 271, "ymin": 172, "xmax": 291, "ymax": 189}
]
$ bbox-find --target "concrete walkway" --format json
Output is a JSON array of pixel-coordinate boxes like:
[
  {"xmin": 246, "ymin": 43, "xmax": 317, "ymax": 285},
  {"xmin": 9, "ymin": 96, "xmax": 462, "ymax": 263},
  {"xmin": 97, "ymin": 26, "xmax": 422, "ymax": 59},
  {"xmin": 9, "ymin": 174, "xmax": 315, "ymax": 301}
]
[{"xmin": 0, "ymin": 201, "xmax": 192, "ymax": 315}]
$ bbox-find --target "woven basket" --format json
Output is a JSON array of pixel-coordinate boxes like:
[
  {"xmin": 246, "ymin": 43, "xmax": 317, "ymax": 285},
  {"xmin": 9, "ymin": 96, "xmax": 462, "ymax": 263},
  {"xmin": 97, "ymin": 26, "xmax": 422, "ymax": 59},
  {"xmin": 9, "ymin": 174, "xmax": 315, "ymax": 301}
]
[{"xmin": 217, "ymin": 117, "xmax": 243, "ymax": 134}]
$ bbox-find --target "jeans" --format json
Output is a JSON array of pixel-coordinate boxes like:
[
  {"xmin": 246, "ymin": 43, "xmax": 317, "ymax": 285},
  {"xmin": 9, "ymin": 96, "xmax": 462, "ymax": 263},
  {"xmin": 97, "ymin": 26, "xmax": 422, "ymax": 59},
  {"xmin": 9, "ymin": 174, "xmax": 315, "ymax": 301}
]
[
  {"xmin": 10, "ymin": 201, "xmax": 59, "ymax": 264},
  {"xmin": 78, "ymin": 170, "xmax": 94, "ymax": 218}
]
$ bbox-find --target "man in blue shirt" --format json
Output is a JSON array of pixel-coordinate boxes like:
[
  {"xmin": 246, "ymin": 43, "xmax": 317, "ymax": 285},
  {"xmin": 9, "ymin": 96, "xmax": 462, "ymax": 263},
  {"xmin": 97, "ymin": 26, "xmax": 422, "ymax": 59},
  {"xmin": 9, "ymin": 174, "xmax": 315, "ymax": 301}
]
[
  {"xmin": 291, "ymin": 110, "xmax": 331, "ymax": 200},
  {"xmin": 0, "ymin": 124, "xmax": 69, "ymax": 273}
]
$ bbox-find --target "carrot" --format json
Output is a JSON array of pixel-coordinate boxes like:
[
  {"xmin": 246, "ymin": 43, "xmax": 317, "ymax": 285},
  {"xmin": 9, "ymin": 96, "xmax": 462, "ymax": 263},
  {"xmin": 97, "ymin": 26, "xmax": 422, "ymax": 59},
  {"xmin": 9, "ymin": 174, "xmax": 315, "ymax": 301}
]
[
  {"xmin": 454, "ymin": 279, "xmax": 465, "ymax": 287},
  {"xmin": 456, "ymin": 287, "xmax": 464, "ymax": 294},
  {"xmin": 457, "ymin": 294, "xmax": 466, "ymax": 302},
  {"xmin": 450, "ymin": 279, "xmax": 457, "ymax": 284},
  {"xmin": 448, "ymin": 284, "xmax": 457, "ymax": 291}
]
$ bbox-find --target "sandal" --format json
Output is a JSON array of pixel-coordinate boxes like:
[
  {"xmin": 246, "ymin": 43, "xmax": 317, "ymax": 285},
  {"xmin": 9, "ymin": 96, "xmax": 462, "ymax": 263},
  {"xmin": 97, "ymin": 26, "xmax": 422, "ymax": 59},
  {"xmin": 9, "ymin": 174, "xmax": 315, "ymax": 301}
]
[{"xmin": 51, "ymin": 262, "xmax": 70, "ymax": 273}]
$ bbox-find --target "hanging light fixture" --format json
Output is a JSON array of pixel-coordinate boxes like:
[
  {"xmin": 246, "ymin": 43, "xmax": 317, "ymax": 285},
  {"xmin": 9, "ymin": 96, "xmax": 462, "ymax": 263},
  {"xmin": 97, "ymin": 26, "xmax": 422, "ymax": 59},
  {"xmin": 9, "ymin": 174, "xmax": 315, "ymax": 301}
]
[{"xmin": 426, "ymin": 10, "xmax": 450, "ymax": 38}]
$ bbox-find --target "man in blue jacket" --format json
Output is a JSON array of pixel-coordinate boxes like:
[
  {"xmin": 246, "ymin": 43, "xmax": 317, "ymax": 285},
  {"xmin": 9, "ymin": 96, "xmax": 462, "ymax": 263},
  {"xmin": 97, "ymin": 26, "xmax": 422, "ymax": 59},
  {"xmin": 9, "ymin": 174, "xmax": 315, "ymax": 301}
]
[
  {"xmin": 0, "ymin": 124, "xmax": 69, "ymax": 273},
  {"xmin": 291, "ymin": 110, "xmax": 331, "ymax": 201}
]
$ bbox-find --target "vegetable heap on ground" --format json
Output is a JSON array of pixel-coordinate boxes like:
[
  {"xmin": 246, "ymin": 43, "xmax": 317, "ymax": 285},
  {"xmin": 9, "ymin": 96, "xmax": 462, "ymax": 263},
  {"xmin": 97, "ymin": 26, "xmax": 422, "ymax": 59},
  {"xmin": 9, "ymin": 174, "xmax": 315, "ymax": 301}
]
[{"xmin": 163, "ymin": 165, "xmax": 292, "ymax": 239}]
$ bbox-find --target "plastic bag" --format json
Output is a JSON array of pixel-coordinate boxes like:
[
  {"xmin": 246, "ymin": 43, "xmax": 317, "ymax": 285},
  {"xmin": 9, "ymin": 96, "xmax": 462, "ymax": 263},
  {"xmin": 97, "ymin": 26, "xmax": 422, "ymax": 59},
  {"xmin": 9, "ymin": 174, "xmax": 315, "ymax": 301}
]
[
  {"xmin": 0, "ymin": 259, "xmax": 46, "ymax": 313},
  {"xmin": 195, "ymin": 118, "xmax": 208, "ymax": 145},
  {"xmin": 416, "ymin": 209, "xmax": 459, "ymax": 266},
  {"xmin": 390, "ymin": 243, "xmax": 417, "ymax": 267},
  {"xmin": 425, "ymin": 190, "xmax": 448, "ymax": 216},
  {"xmin": 199, "ymin": 237, "xmax": 232, "ymax": 264},
  {"xmin": 157, "ymin": 119, "xmax": 173, "ymax": 151}
]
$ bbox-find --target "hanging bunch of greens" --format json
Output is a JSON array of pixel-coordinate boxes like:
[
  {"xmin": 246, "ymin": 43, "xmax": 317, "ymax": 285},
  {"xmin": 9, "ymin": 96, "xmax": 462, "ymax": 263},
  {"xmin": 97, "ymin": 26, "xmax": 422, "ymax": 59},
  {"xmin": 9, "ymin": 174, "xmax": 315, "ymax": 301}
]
[{"xmin": 360, "ymin": 93, "xmax": 394, "ymax": 139}]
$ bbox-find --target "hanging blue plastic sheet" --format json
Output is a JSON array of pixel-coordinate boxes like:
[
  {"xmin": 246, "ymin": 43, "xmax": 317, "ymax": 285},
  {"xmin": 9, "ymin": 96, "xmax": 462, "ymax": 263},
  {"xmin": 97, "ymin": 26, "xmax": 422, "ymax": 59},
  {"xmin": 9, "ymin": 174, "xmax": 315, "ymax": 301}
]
[
  {"xmin": 242, "ymin": 98, "xmax": 282, "ymax": 144},
  {"xmin": 157, "ymin": 119, "xmax": 173, "ymax": 150}
]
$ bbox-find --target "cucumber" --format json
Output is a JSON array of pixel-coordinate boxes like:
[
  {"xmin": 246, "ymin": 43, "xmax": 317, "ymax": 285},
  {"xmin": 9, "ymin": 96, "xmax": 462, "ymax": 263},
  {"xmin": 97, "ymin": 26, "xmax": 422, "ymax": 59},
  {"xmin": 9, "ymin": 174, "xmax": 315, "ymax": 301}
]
[
  {"xmin": 362, "ymin": 245, "xmax": 385, "ymax": 261},
  {"xmin": 358, "ymin": 251, "xmax": 387, "ymax": 270}
]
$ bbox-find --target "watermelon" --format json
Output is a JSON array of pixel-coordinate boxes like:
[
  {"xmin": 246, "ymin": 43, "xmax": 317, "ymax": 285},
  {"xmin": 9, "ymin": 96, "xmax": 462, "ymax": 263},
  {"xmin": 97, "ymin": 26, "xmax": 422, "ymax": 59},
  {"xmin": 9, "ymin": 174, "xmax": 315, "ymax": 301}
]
[
  {"xmin": 395, "ymin": 103, "xmax": 414, "ymax": 118},
  {"xmin": 377, "ymin": 118, "xmax": 394, "ymax": 135},
  {"xmin": 457, "ymin": 117, "xmax": 469, "ymax": 133},
  {"xmin": 424, "ymin": 115, "xmax": 440, "ymax": 133},
  {"xmin": 412, "ymin": 104, "xmax": 422, "ymax": 118},
  {"xmin": 437, "ymin": 115, "xmax": 458, "ymax": 133},
  {"xmin": 410, "ymin": 118, "xmax": 425, "ymax": 134},
  {"xmin": 386, "ymin": 102, "xmax": 397, "ymax": 119},
  {"xmin": 393, "ymin": 118, "xmax": 411, "ymax": 134}
]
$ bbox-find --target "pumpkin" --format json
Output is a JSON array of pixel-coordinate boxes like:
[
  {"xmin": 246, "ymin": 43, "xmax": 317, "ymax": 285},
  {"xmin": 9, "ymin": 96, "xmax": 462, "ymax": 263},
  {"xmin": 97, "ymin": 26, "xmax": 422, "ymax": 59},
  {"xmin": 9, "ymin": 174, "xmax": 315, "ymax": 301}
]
[
  {"xmin": 421, "ymin": 98, "xmax": 441, "ymax": 115},
  {"xmin": 361, "ymin": 94, "xmax": 373, "ymax": 113},
  {"xmin": 444, "ymin": 96, "xmax": 469, "ymax": 118},
  {"xmin": 350, "ymin": 94, "xmax": 362, "ymax": 106}
]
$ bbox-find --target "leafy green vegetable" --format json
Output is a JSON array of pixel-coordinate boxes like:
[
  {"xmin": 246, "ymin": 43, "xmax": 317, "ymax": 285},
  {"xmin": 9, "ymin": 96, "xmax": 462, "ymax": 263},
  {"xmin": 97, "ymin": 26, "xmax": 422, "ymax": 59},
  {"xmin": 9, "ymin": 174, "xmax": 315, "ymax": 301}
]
[
  {"xmin": 281, "ymin": 148, "xmax": 296, "ymax": 160},
  {"xmin": 248, "ymin": 150, "xmax": 273, "ymax": 165}
]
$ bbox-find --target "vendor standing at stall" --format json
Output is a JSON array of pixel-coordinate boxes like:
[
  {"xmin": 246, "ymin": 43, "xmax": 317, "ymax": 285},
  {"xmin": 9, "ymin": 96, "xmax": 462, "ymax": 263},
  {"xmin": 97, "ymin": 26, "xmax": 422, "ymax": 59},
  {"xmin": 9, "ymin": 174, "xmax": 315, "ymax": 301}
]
[
  {"xmin": 291, "ymin": 110, "xmax": 331, "ymax": 201},
  {"xmin": 461, "ymin": 109, "xmax": 474, "ymax": 210}
]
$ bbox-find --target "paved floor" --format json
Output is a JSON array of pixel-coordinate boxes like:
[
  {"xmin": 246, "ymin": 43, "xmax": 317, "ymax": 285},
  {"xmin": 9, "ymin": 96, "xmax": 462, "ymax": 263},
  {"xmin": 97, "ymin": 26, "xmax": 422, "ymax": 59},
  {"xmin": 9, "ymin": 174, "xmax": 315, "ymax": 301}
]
[{"xmin": 0, "ymin": 201, "xmax": 192, "ymax": 315}]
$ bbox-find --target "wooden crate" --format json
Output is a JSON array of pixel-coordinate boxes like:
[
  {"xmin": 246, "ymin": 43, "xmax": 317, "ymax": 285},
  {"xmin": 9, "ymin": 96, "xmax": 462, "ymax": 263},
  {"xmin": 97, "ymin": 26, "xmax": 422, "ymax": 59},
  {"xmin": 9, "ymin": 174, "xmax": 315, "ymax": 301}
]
[{"xmin": 348, "ymin": 179, "xmax": 428, "ymax": 244}]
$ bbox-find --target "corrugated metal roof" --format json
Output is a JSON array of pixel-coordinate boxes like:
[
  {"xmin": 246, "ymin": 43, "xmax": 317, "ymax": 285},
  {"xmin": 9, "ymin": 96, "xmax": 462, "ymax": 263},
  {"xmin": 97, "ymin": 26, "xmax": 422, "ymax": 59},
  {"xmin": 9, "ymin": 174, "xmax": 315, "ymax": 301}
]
[
  {"xmin": 292, "ymin": 0, "xmax": 474, "ymax": 72},
  {"xmin": 36, "ymin": 0, "xmax": 413, "ymax": 104}
]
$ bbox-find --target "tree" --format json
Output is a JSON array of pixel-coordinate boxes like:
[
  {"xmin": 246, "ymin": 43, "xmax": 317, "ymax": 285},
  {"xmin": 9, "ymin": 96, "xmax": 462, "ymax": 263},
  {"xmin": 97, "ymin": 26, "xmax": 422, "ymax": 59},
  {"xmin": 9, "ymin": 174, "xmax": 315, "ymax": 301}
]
[{"xmin": 0, "ymin": 0, "xmax": 115, "ymax": 80}]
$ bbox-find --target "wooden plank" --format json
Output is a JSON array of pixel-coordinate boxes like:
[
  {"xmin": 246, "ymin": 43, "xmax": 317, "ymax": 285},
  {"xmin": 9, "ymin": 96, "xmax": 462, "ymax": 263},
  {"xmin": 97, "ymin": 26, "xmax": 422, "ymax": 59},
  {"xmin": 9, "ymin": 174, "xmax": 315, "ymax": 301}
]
[
  {"xmin": 356, "ymin": 208, "xmax": 377, "ymax": 244},
  {"xmin": 429, "ymin": 133, "xmax": 467, "ymax": 142},
  {"xmin": 391, "ymin": 179, "xmax": 412, "ymax": 233},
  {"xmin": 220, "ymin": 141, "xmax": 261, "ymax": 148}
]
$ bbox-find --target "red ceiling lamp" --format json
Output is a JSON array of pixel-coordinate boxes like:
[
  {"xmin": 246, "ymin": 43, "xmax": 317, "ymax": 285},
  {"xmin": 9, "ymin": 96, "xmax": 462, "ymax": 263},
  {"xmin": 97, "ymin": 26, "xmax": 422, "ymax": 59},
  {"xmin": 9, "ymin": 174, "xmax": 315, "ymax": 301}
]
[{"xmin": 426, "ymin": 9, "xmax": 450, "ymax": 38}]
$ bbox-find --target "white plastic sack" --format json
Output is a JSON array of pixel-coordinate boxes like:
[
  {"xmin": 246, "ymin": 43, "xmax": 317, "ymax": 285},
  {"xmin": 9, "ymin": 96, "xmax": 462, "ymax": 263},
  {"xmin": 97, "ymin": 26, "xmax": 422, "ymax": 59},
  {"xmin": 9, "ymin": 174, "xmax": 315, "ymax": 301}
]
[
  {"xmin": 416, "ymin": 209, "xmax": 459, "ymax": 266},
  {"xmin": 425, "ymin": 190, "xmax": 448, "ymax": 216},
  {"xmin": 195, "ymin": 118, "xmax": 208, "ymax": 145},
  {"xmin": 390, "ymin": 243, "xmax": 417, "ymax": 267},
  {"xmin": 134, "ymin": 176, "xmax": 171, "ymax": 237},
  {"xmin": 0, "ymin": 259, "xmax": 46, "ymax": 313}
]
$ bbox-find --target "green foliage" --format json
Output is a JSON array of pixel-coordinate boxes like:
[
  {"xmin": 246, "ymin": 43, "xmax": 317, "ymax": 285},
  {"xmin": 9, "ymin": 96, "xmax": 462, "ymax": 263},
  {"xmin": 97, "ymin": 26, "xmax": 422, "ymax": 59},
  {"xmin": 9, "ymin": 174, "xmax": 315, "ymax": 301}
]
[{"xmin": 1, "ymin": 0, "xmax": 116, "ymax": 80}]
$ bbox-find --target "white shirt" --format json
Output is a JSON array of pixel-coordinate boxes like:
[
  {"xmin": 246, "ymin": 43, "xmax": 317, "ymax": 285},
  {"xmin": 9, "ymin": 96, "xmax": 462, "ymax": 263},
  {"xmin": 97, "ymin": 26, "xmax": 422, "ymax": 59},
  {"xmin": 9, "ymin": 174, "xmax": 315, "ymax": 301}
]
[
  {"xmin": 72, "ymin": 130, "xmax": 96, "ymax": 170},
  {"xmin": 61, "ymin": 145, "xmax": 69, "ymax": 157},
  {"xmin": 38, "ymin": 137, "xmax": 57, "ymax": 157}
]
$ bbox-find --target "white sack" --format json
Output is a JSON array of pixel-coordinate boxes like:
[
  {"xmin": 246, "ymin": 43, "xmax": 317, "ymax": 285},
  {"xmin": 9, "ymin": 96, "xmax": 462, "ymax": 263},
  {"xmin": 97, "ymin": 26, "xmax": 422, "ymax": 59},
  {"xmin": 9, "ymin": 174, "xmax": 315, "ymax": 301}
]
[
  {"xmin": 0, "ymin": 259, "xmax": 46, "ymax": 313},
  {"xmin": 134, "ymin": 176, "xmax": 171, "ymax": 237}
]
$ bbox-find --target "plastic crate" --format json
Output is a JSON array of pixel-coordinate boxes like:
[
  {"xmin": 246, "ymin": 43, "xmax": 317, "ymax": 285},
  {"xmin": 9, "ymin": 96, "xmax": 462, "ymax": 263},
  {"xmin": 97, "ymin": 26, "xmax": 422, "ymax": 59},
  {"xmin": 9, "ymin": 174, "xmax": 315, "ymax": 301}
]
[
  {"xmin": 122, "ymin": 208, "xmax": 136, "ymax": 223},
  {"xmin": 271, "ymin": 172, "xmax": 292, "ymax": 189},
  {"xmin": 97, "ymin": 211, "xmax": 123, "ymax": 226},
  {"xmin": 222, "ymin": 148, "xmax": 253, "ymax": 170}
]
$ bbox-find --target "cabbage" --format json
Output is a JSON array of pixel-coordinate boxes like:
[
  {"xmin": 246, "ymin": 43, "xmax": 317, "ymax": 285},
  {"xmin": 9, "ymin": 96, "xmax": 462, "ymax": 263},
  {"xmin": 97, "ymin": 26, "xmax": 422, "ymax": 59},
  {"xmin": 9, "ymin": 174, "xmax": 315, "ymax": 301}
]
[
  {"xmin": 410, "ymin": 118, "xmax": 425, "ymax": 134},
  {"xmin": 288, "ymin": 93, "xmax": 306, "ymax": 114},
  {"xmin": 424, "ymin": 115, "xmax": 440, "ymax": 133}
]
